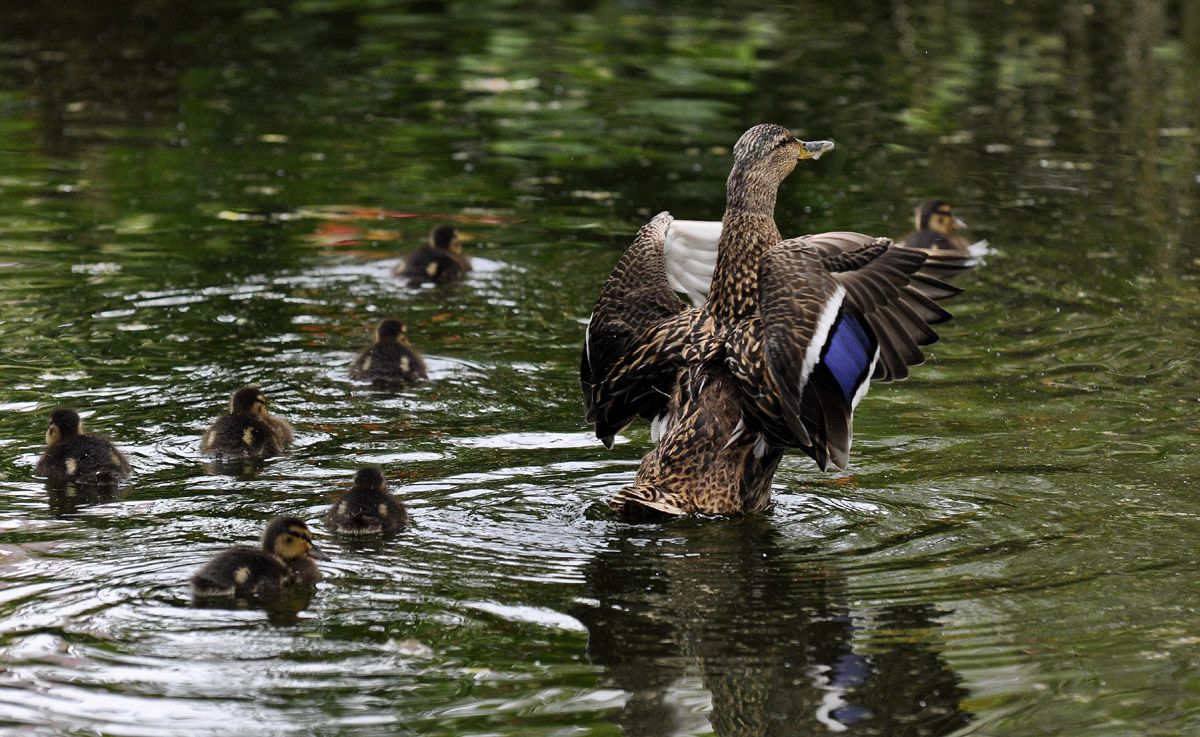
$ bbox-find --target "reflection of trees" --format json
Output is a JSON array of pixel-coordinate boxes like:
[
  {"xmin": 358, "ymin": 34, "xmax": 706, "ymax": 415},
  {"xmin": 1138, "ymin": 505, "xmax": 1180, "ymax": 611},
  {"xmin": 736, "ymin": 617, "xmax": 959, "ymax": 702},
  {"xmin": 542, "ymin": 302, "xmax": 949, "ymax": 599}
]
[{"xmin": 574, "ymin": 519, "xmax": 970, "ymax": 737}]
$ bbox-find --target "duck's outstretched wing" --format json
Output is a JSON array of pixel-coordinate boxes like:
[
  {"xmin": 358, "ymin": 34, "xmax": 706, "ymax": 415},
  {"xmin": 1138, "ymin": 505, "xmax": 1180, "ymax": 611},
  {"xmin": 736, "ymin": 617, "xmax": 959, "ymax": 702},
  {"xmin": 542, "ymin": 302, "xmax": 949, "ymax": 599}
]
[
  {"xmin": 753, "ymin": 233, "xmax": 960, "ymax": 471},
  {"xmin": 582, "ymin": 212, "xmax": 696, "ymax": 448},
  {"xmin": 660, "ymin": 220, "xmax": 975, "ymax": 304}
]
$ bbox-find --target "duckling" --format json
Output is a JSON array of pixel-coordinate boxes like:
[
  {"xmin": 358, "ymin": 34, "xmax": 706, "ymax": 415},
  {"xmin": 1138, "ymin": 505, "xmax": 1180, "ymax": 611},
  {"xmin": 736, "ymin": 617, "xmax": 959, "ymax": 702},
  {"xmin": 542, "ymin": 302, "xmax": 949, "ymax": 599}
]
[
  {"xmin": 34, "ymin": 408, "xmax": 130, "ymax": 485},
  {"xmin": 200, "ymin": 387, "xmax": 294, "ymax": 457},
  {"xmin": 191, "ymin": 516, "xmax": 328, "ymax": 597},
  {"xmin": 394, "ymin": 225, "xmax": 471, "ymax": 284},
  {"xmin": 898, "ymin": 200, "xmax": 987, "ymax": 257},
  {"xmin": 325, "ymin": 467, "xmax": 408, "ymax": 535},
  {"xmin": 350, "ymin": 318, "xmax": 427, "ymax": 385}
]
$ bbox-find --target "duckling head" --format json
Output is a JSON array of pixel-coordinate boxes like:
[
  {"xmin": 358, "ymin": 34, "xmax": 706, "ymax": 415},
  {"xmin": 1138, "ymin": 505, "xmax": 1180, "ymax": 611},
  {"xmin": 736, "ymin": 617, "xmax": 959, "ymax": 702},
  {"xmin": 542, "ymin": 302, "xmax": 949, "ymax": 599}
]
[
  {"xmin": 429, "ymin": 225, "xmax": 462, "ymax": 254},
  {"xmin": 915, "ymin": 199, "xmax": 966, "ymax": 234},
  {"xmin": 262, "ymin": 516, "xmax": 328, "ymax": 562},
  {"xmin": 375, "ymin": 318, "xmax": 409, "ymax": 345},
  {"xmin": 45, "ymin": 408, "xmax": 83, "ymax": 446},
  {"xmin": 353, "ymin": 466, "xmax": 386, "ymax": 490},
  {"xmin": 230, "ymin": 387, "xmax": 269, "ymax": 417},
  {"xmin": 732, "ymin": 124, "xmax": 835, "ymax": 185}
]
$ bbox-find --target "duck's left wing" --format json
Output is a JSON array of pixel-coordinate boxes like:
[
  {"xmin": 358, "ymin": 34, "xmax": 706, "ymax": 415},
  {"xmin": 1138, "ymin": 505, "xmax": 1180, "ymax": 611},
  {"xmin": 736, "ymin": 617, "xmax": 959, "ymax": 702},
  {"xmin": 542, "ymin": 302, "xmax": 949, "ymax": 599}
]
[
  {"xmin": 755, "ymin": 233, "xmax": 960, "ymax": 470},
  {"xmin": 582, "ymin": 212, "xmax": 696, "ymax": 448}
]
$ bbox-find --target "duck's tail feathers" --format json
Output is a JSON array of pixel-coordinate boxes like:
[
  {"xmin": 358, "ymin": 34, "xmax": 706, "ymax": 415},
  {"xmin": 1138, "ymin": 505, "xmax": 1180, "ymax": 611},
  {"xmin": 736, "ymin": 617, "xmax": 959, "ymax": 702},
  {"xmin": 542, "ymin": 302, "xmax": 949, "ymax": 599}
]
[{"xmin": 610, "ymin": 484, "xmax": 687, "ymax": 518}]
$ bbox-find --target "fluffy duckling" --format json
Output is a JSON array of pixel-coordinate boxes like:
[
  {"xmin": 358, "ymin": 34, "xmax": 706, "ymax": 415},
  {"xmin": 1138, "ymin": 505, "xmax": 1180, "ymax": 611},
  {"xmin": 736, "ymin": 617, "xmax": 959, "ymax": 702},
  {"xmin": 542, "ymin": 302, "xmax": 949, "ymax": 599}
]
[
  {"xmin": 200, "ymin": 387, "xmax": 294, "ymax": 457},
  {"xmin": 325, "ymin": 467, "xmax": 408, "ymax": 535},
  {"xmin": 898, "ymin": 199, "xmax": 973, "ymax": 255},
  {"xmin": 394, "ymin": 225, "xmax": 471, "ymax": 284},
  {"xmin": 191, "ymin": 516, "xmax": 328, "ymax": 597},
  {"xmin": 35, "ymin": 408, "xmax": 130, "ymax": 485},
  {"xmin": 350, "ymin": 318, "xmax": 428, "ymax": 385}
]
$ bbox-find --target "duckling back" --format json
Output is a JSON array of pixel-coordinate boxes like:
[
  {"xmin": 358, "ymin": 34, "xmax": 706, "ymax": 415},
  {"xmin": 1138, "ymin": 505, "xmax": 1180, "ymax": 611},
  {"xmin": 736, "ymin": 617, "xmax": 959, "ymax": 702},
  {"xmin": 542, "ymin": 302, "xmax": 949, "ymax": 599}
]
[
  {"xmin": 191, "ymin": 547, "xmax": 320, "ymax": 597},
  {"xmin": 36, "ymin": 434, "xmax": 130, "ymax": 485},
  {"xmin": 350, "ymin": 342, "xmax": 427, "ymax": 385},
  {"xmin": 201, "ymin": 414, "xmax": 291, "ymax": 457},
  {"xmin": 900, "ymin": 228, "xmax": 962, "ymax": 252},
  {"xmin": 395, "ymin": 247, "xmax": 470, "ymax": 284},
  {"xmin": 326, "ymin": 485, "xmax": 408, "ymax": 535}
]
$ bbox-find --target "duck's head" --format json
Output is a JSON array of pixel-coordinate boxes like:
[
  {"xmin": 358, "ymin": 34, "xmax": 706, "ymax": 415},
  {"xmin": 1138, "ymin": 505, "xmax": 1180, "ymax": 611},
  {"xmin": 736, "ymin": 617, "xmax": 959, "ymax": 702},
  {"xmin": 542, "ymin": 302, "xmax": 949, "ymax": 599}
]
[
  {"xmin": 732, "ymin": 124, "xmax": 835, "ymax": 183},
  {"xmin": 375, "ymin": 318, "xmax": 409, "ymax": 344},
  {"xmin": 230, "ymin": 387, "xmax": 269, "ymax": 418},
  {"xmin": 916, "ymin": 199, "xmax": 966, "ymax": 234},
  {"xmin": 45, "ymin": 408, "xmax": 83, "ymax": 446},
  {"xmin": 262, "ymin": 516, "xmax": 328, "ymax": 562},
  {"xmin": 353, "ymin": 466, "xmax": 386, "ymax": 490},
  {"xmin": 429, "ymin": 225, "xmax": 462, "ymax": 255}
]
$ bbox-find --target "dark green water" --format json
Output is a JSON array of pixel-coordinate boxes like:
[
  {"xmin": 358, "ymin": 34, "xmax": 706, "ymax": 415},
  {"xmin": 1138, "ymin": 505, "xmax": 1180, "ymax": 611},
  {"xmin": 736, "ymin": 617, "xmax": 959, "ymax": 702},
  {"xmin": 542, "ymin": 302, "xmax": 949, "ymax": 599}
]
[{"xmin": 0, "ymin": 1, "xmax": 1197, "ymax": 735}]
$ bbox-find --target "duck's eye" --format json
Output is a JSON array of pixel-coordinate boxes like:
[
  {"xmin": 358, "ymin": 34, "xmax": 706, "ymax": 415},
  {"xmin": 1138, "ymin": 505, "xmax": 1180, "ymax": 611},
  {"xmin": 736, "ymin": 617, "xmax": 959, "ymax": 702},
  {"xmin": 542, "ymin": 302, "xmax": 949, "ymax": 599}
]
[{"xmin": 773, "ymin": 137, "xmax": 794, "ymax": 150}]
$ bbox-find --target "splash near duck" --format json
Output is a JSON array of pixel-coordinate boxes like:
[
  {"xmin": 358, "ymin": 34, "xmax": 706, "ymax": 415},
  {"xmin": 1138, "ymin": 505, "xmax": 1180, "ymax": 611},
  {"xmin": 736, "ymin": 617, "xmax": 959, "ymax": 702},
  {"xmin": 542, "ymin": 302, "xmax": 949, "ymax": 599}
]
[{"xmin": 581, "ymin": 124, "xmax": 970, "ymax": 516}]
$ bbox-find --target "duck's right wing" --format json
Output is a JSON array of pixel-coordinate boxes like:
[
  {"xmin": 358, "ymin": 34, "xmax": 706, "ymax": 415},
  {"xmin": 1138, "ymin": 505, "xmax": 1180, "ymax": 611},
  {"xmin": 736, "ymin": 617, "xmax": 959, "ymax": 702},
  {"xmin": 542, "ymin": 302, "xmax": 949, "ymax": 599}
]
[
  {"xmin": 582, "ymin": 212, "xmax": 696, "ymax": 448},
  {"xmin": 754, "ymin": 234, "xmax": 961, "ymax": 470}
]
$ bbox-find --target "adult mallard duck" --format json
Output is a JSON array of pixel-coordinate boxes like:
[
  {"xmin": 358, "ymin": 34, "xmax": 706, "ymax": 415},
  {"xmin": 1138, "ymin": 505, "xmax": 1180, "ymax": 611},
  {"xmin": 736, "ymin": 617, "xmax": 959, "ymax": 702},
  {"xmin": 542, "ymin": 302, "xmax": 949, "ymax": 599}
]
[
  {"xmin": 896, "ymin": 199, "xmax": 989, "ymax": 269},
  {"xmin": 191, "ymin": 516, "xmax": 327, "ymax": 597},
  {"xmin": 581, "ymin": 124, "xmax": 968, "ymax": 516},
  {"xmin": 325, "ymin": 467, "xmax": 408, "ymax": 535},
  {"xmin": 350, "ymin": 318, "xmax": 427, "ymax": 385},
  {"xmin": 394, "ymin": 225, "xmax": 471, "ymax": 284},
  {"xmin": 200, "ymin": 387, "xmax": 294, "ymax": 458},
  {"xmin": 34, "ymin": 408, "xmax": 130, "ymax": 485}
]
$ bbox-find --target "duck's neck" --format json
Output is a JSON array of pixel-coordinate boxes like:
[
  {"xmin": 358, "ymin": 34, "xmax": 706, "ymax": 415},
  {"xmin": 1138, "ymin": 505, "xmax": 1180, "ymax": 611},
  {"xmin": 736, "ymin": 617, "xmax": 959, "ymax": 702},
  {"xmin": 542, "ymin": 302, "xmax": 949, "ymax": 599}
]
[{"xmin": 705, "ymin": 165, "xmax": 782, "ymax": 321}]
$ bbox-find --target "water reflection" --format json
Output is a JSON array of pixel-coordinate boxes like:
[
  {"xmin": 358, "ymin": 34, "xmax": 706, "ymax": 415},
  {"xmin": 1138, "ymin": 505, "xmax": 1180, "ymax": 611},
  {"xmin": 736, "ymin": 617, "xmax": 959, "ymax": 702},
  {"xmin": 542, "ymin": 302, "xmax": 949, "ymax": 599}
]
[
  {"xmin": 576, "ymin": 519, "xmax": 970, "ymax": 736},
  {"xmin": 44, "ymin": 481, "xmax": 119, "ymax": 517},
  {"xmin": 190, "ymin": 585, "xmax": 316, "ymax": 627}
]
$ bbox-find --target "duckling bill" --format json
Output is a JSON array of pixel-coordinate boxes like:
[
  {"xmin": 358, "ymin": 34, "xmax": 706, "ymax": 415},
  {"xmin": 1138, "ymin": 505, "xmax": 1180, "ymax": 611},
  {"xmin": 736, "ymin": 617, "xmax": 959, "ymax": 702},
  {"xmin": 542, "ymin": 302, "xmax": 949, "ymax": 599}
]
[
  {"xmin": 35, "ymin": 408, "xmax": 130, "ymax": 485},
  {"xmin": 200, "ymin": 387, "xmax": 294, "ymax": 457},
  {"xmin": 350, "ymin": 318, "xmax": 427, "ymax": 385},
  {"xmin": 325, "ymin": 467, "xmax": 408, "ymax": 535},
  {"xmin": 191, "ymin": 516, "xmax": 327, "ymax": 597},
  {"xmin": 394, "ymin": 225, "xmax": 471, "ymax": 284}
]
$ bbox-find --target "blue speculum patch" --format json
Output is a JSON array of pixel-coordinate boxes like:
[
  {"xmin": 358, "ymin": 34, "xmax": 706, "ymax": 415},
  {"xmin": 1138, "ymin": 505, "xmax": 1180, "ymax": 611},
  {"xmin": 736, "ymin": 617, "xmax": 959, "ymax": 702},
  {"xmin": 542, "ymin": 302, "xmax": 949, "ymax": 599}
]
[{"xmin": 822, "ymin": 312, "xmax": 873, "ymax": 402}]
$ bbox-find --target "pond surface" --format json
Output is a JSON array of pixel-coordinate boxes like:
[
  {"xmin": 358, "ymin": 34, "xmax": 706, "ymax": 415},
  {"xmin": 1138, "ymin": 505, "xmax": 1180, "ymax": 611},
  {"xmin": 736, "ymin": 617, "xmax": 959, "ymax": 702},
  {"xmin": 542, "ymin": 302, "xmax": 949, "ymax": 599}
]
[{"xmin": 0, "ymin": 1, "xmax": 1198, "ymax": 735}]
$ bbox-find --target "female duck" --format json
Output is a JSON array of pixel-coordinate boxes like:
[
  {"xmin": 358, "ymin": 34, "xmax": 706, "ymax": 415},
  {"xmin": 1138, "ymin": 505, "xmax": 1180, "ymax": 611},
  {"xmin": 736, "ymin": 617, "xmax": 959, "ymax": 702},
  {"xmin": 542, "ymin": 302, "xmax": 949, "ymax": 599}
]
[
  {"xmin": 200, "ymin": 387, "xmax": 294, "ymax": 457},
  {"xmin": 191, "ymin": 516, "xmax": 327, "ymax": 597},
  {"xmin": 35, "ymin": 408, "xmax": 130, "ymax": 484},
  {"xmin": 394, "ymin": 225, "xmax": 471, "ymax": 284},
  {"xmin": 582, "ymin": 124, "xmax": 965, "ymax": 516},
  {"xmin": 325, "ymin": 467, "xmax": 408, "ymax": 535},
  {"xmin": 350, "ymin": 318, "xmax": 427, "ymax": 385}
]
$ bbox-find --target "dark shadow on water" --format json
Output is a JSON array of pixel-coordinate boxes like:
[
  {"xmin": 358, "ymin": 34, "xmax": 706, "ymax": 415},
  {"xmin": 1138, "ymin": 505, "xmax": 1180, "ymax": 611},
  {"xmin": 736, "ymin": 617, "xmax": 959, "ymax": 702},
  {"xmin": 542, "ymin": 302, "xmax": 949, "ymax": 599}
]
[
  {"xmin": 573, "ymin": 517, "xmax": 971, "ymax": 736},
  {"xmin": 191, "ymin": 585, "xmax": 316, "ymax": 627}
]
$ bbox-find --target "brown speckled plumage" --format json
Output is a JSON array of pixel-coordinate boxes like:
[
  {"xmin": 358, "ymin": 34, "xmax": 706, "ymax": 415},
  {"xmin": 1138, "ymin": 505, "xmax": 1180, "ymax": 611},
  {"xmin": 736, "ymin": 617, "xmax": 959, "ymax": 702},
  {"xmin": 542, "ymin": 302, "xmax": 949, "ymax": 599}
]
[{"xmin": 583, "ymin": 124, "xmax": 969, "ymax": 516}]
